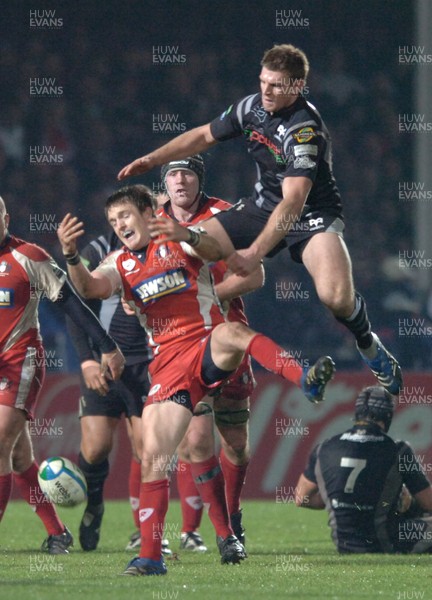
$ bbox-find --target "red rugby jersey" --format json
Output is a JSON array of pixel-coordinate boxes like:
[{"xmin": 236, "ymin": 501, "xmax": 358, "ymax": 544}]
[
  {"xmin": 0, "ymin": 235, "xmax": 65, "ymax": 353},
  {"xmin": 95, "ymin": 238, "xmax": 225, "ymax": 357}
]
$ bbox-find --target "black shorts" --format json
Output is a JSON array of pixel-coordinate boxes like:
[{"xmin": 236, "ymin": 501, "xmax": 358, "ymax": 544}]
[
  {"xmin": 79, "ymin": 361, "xmax": 149, "ymax": 419},
  {"xmin": 213, "ymin": 198, "xmax": 344, "ymax": 263}
]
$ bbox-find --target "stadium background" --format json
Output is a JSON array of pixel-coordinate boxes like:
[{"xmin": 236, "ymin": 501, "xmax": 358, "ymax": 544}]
[{"xmin": 1, "ymin": 1, "xmax": 431, "ymax": 499}]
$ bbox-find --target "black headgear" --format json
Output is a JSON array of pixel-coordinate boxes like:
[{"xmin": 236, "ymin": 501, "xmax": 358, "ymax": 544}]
[
  {"xmin": 354, "ymin": 386, "xmax": 394, "ymax": 432},
  {"xmin": 161, "ymin": 155, "xmax": 205, "ymax": 193}
]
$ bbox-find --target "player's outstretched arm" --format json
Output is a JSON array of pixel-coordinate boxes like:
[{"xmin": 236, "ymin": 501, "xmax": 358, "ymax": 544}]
[
  {"xmin": 57, "ymin": 213, "xmax": 113, "ymax": 299},
  {"xmin": 216, "ymin": 263, "xmax": 265, "ymax": 303},
  {"xmin": 117, "ymin": 124, "xmax": 217, "ymax": 180},
  {"xmin": 148, "ymin": 216, "xmax": 223, "ymax": 262},
  {"xmin": 54, "ymin": 280, "xmax": 125, "ymax": 386}
]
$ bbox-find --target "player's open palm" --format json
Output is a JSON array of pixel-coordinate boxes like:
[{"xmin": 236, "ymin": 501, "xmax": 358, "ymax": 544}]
[{"xmin": 58, "ymin": 213, "xmax": 85, "ymax": 255}]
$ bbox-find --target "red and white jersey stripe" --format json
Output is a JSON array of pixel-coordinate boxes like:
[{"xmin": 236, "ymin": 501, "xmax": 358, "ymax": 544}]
[{"xmin": 0, "ymin": 236, "xmax": 65, "ymax": 353}]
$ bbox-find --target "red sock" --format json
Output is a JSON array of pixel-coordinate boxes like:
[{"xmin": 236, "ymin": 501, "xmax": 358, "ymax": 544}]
[
  {"xmin": 128, "ymin": 458, "xmax": 141, "ymax": 529},
  {"xmin": 139, "ymin": 479, "xmax": 169, "ymax": 560},
  {"xmin": 0, "ymin": 473, "xmax": 13, "ymax": 522},
  {"xmin": 219, "ymin": 449, "xmax": 248, "ymax": 516},
  {"xmin": 177, "ymin": 460, "xmax": 203, "ymax": 532},
  {"xmin": 246, "ymin": 334, "xmax": 303, "ymax": 385},
  {"xmin": 190, "ymin": 456, "xmax": 232, "ymax": 539},
  {"xmin": 14, "ymin": 462, "xmax": 63, "ymax": 536}
]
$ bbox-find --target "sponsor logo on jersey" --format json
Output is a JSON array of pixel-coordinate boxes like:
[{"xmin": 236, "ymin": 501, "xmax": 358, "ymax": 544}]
[
  {"xmin": 252, "ymin": 106, "xmax": 267, "ymax": 123},
  {"xmin": 294, "ymin": 156, "xmax": 316, "ymax": 170},
  {"xmin": 293, "ymin": 144, "xmax": 318, "ymax": 157},
  {"xmin": 122, "ymin": 258, "xmax": 136, "ymax": 271},
  {"xmin": 155, "ymin": 244, "xmax": 169, "ymax": 259},
  {"xmin": 292, "ymin": 127, "xmax": 315, "ymax": 143},
  {"xmin": 0, "ymin": 377, "xmax": 11, "ymax": 392},
  {"xmin": 249, "ymin": 130, "xmax": 281, "ymax": 156},
  {"xmin": 0, "ymin": 261, "xmax": 11, "ymax": 274},
  {"xmin": 275, "ymin": 124, "xmax": 288, "ymax": 141},
  {"xmin": 133, "ymin": 268, "xmax": 190, "ymax": 304},
  {"xmin": 0, "ymin": 288, "xmax": 13, "ymax": 307},
  {"xmin": 246, "ymin": 129, "xmax": 286, "ymax": 164}
]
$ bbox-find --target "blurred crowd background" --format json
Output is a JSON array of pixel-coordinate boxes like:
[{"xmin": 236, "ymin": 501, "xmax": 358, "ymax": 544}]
[{"xmin": 1, "ymin": 0, "xmax": 429, "ymax": 371}]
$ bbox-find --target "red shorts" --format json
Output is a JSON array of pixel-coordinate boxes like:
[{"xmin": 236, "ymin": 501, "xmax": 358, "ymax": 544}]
[
  {"xmin": 147, "ymin": 336, "xmax": 223, "ymax": 410},
  {"xmin": 220, "ymin": 355, "xmax": 256, "ymax": 401},
  {"xmin": 0, "ymin": 345, "xmax": 45, "ymax": 419}
]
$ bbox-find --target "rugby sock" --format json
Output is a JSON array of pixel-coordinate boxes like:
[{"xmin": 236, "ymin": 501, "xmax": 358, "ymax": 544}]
[
  {"xmin": 139, "ymin": 478, "xmax": 169, "ymax": 560},
  {"xmin": 13, "ymin": 462, "xmax": 63, "ymax": 535},
  {"xmin": 219, "ymin": 449, "xmax": 248, "ymax": 516},
  {"xmin": 335, "ymin": 291, "xmax": 374, "ymax": 350},
  {"xmin": 246, "ymin": 334, "xmax": 303, "ymax": 386},
  {"xmin": 128, "ymin": 457, "xmax": 141, "ymax": 529},
  {"xmin": 78, "ymin": 453, "xmax": 109, "ymax": 508},
  {"xmin": 177, "ymin": 460, "xmax": 203, "ymax": 532},
  {"xmin": 190, "ymin": 456, "xmax": 232, "ymax": 539},
  {"xmin": 0, "ymin": 473, "xmax": 12, "ymax": 523}
]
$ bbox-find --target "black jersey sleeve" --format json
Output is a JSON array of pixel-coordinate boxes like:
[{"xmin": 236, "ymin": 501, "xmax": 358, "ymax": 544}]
[
  {"xmin": 281, "ymin": 125, "xmax": 324, "ymax": 182},
  {"xmin": 396, "ymin": 441, "xmax": 431, "ymax": 495},
  {"xmin": 209, "ymin": 94, "xmax": 258, "ymax": 142},
  {"xmin": 303, "ymin": 444, "xmax": 320, "ymax": 483},
  {"xmin": 55, "ymin": 280, "xmax": 117, "ymax": 354},
  {"xmin": 66, "ymin": 243, "xmax": 104, "ymax": 363}
]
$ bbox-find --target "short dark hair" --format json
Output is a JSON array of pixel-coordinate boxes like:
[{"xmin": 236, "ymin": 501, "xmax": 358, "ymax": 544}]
[
  {"xmin": 261, "ymin": 44, "xmax": 309, "ymax": 82},
  {"xmin": 104, "ymin": 185, "xmax": 155, "ymax": 217}
]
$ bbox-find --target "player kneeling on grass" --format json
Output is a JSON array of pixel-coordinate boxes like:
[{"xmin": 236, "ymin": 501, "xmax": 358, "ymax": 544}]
[
  {"xmin": 57, "ymin": 184, "xmax": 335, "ymax": 576},
  {"xmin": 295, "ymin": 386, "xmax": 432, "ymax": 554}
]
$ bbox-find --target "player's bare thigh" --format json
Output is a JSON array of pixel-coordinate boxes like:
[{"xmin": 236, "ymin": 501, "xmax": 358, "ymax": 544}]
[
  {"xmin": 301, "ymin": 231, "xmax": 355, "ymax": 316},
  {"xmin": 210, "ymin": 322, "xmax": 255, "ymax": 371}
]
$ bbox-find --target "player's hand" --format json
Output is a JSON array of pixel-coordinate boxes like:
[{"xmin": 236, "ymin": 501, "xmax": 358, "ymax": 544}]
[
  {"xmin": 226, "ymin": 248, "xmax": 261, "ymax": 277},
  {"xmin": 57, "ymin": 213, "xmax": 85, "ymax": 255},
  {"xmin": 148, "ymin": 217, "xmax": 189, "ymax": 244},
  {"xmin": 397, "ymin": 484, "xmax": 413, "ymax": 514},
  {"xmin": 117, "ymin": 155, "xmax": 154, "ymax": 180},
  {"xmin": 100, "ymin": 347, "xmax": 126, "ymax": 381},
  {"xmin": 81, "ymin": 359, "xmax": 109, "ymax": 395}
]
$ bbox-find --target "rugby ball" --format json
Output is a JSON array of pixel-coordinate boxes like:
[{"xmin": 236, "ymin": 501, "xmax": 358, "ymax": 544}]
[{"xmin": 38, "ymin": 456, "xmax": 87, "ymax": 507}]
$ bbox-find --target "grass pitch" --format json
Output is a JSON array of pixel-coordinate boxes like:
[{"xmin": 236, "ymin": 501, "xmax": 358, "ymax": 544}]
[{"xmin": 0, "ymin": 500, "xmax": 431, "ymax": 600}]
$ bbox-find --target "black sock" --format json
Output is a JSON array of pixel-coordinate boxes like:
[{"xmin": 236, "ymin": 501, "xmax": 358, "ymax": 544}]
[
  {"xmin": 335, "ymin": 292, "xmax": 373, "ymax": 349},
  {"xmin": 78, "ymin": 453, "xmax": 109, "ymax": 508}
]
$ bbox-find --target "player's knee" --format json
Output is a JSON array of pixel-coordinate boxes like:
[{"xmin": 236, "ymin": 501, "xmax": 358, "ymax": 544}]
[
  {"xmin": 222, "ymin": 436, "xmax": 250, "ymax": 462},
  {"xmin": 187, "ymin": 430, "xmax": 214, "ymax": 460},
  {"xmin": 317, "ymin": 285, "xmax": 353, "ymax": 316},
  {"xmin": 81, "ymin": 445, "xmax": 111, "ymax": 464}
]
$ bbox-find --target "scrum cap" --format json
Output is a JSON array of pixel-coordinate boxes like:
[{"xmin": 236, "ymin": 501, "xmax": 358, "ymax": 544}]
[
  {"xmin": 354, "ymin": 386, "xmax": 394, "ymax": 432},
  {"xmin": 161, "ymin": 155, "xmax": 205, "ymax": 193}
]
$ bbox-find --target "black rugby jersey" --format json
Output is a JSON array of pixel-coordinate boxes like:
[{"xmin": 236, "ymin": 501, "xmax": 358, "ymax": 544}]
[
  {"xmin": 210, "ymin": 93, "xmax": 342, "ymax": 218},
  {"xmin": 304, "ymin": 424, "xmax": 430, "ymax": 553},
  {"xmin": 67, "ymin": 233, "xmax": 152, "ymax": 366}
]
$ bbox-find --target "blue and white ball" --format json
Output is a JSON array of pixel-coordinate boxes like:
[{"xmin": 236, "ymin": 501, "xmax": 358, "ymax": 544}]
[{"xmin": 38, "ymin": 457, "xmax": 87, "ymax": 507}]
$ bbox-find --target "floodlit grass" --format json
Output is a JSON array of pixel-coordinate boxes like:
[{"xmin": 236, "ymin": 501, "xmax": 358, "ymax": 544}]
[{"xmin": 0, "ymin": 500, "xmax": 431, "ymax": 600}]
